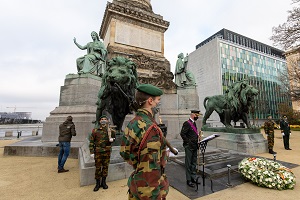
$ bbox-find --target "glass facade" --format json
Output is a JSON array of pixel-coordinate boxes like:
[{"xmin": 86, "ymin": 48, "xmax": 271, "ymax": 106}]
[{"xmin": 220, "ymin": 41, "xmax": 291, "ymax": 119}]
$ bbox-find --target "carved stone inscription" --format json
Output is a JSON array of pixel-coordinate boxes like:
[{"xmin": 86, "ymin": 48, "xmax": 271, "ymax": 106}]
[{"xmin": 115, "ymin": 21, "xmax": 161, "ymax": 52}]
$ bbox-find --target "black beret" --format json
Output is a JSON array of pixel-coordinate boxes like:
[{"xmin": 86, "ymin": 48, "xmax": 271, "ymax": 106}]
[{"xmin": 137, "ymin": 84, "xmax": 163, "ymax": 96}]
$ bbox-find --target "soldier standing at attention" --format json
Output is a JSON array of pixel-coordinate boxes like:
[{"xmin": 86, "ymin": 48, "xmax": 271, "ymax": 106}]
[
  {"xmin": 58, "ymin": 116, "xmax": 76, "ymax": 173},
  {"xmin": 120, "ymin": 84, "xmax": 169, "ymax": 200},
  {"xmin": 280, "ymin": 115, "xmax": 292, "ymax": 150},
  {"xmin": 264, "ymin": 114, "xmax": 277, "ymax": 154},
  {"xmin": 180, "ymin": 110, "xmax": 201, "ymax": 187},
  {"xmin": 89, "ymin": 115, "xmax": 115, "ymax": 191}
]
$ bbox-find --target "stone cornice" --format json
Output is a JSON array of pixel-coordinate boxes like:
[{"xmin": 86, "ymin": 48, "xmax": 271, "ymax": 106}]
[{"xmin": 100, "ymin": 2, "xmax": 169, "ymax": 38}]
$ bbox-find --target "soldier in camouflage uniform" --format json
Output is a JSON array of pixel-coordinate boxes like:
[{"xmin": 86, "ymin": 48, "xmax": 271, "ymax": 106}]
[
  {"xmin": 120, "ymin": 84, "xmax": 169, "ymax": 200},
  {"xmin": 89, "ymin": 115, "xmax": 115, "ymax": 191},
  {"xmin": 264, "ymin": 114, "xmax": 276, "ymax": 154}
]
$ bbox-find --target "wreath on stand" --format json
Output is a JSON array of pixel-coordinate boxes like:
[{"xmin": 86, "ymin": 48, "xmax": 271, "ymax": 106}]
[{"xmin": 238, "ymin": 157, "xmax": 296, "ymax": 190}]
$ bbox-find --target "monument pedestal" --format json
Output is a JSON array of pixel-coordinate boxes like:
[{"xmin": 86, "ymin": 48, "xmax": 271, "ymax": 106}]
[
  {"xmin": 42, "ymin": 73, "xmax": 102, "ymax": 142},
  {"xmin": 202, "ymin": 127, "xmax": 267, "ymax": 154}
]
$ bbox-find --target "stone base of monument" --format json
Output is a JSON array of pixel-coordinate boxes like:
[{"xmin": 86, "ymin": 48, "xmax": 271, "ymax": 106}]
[
  {"xmin": 79, "ymin": 141, "xmax": 133, "ymax": 186},
  {"xmin": 42, "ymin": 73, "xmax": 101, "ymax": 143},
  {"xmin": 78, "ymin": 139, "xmax": 185, "ymax": 186},
  {"xmin": 201, "ymin": 127, "xmax": 267, "ymax": 154}
]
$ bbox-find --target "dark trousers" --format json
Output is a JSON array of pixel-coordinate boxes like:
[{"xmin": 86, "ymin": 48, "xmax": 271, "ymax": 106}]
[
  {"xmin": 184, "ymin": 145, "xmax": 197, "ymax": 181},
  {"xmin": 283, "ymin": 134, "xmax": 290, "ymax": 149}
]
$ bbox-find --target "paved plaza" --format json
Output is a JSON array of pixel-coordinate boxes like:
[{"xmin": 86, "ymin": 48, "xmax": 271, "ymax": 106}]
[{"xmin": 0, "ymin": 129, "xmax": 299, "ymax": 200}]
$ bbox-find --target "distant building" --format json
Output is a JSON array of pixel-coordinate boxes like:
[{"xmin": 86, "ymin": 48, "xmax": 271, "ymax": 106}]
[
  {"xmin": 284, "ymin": 45, "xmax": 300, "ymax": 111},
  {"xmin": 0, "ymin": 112, "xmax": 32, "ymax": 119},
  {"xmin": 187, "ymin": 28, "xmax": 292, "ymax": 125}
]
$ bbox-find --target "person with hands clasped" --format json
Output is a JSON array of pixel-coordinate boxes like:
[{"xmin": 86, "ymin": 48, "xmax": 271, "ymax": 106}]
[
  {"xmin": 180, "ymin": 110, "xmax": 201, "ymax": 187},
  {"xmin": 280, "ymin": 115, "xmax": 292, "ymax": 150},
  {"xmin": 89, "ymin": 115, "xmax": 115, "ymax": 192}
]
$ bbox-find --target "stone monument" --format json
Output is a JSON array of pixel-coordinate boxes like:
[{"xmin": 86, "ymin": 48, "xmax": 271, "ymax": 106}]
[
  {"xmin": 42, "ymin": 31, "xmax": 107, "ymax": 143},
  {"xmin": 99, "ymin": 0, "xmax": 200, "ymax": 139}
]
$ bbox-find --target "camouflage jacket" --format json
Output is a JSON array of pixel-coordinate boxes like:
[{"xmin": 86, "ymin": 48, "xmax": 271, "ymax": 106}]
[
  {"xmin": 264, "ymin": 120, "xmax": 274, "ymax": 134},
  {"xmin": 58, "ymin": 121, "xmax": 76, "ymax": 142},
  {"xmin": 120, "ymin": 109, "xmax": 169, "ymax": 198},
  {"xmin": 89, "ymin": 126, "xmax": 115, "ymax": 154}
]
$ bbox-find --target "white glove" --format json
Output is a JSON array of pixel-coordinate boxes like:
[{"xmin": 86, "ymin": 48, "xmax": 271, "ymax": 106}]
[
  {"xmin": 265, "ymin": 134, "xmax": 268, "ymax": 137},
  {"xmin": 290, "ymin": 132, "xmax": 292, "ymax": 136},
  {"xmin": 109, "ymin": 138, "xmax": 115, "ymax": 142},
  {"xmin": 167, "ymin": 147, "xmax": 178, "ymax": 157},
  {"xmin": 90, "ymin": 154, "xmax": 94, "ymax": 158},
  {"xmin": 282, "ymin": 132, "xmax": 285, "ymax": 136}
]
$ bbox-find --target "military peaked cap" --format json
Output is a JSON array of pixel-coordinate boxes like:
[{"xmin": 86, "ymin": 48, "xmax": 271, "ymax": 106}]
[
  {"xmin": 191, "ymin": 110, "xmax": 200, "ymax": 114},
  {"xmin": 137, "ymin": 84, "xmax": 163, "ymax": 96},
  {"xmin": 283, "ymin": 115, "xmax": 287, "ymax": 118}
]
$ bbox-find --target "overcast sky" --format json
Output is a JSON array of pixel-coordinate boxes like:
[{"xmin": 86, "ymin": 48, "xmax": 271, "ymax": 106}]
[{"xmin": 0, "ymin": 0, "xmax": 294, "ymax": 120}]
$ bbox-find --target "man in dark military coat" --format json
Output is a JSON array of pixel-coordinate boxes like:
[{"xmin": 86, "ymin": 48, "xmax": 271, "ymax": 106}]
[
  {"xmin": 280, "ymin": 115, "xmax": 292, "ymax": 150},
  {"xmin": 120, "ymin": 84, "xmax": 169, "ymax": 200},
  {"xmin": 89, "ymin": 115, "xmax": 115, "ymax": 191},
  {"xmin": 180, "ymin": 110, "xmax": 201, "ymax": 187}
]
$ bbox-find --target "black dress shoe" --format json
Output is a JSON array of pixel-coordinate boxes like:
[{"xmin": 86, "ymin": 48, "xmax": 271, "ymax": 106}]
[
  {"xmin": 187, "ymin": 181, "xmax": 195, "ymax": 187},
  {"xmin": 287, "ymin": 148, "xmax": 292, "ymax": 150},
  {"xmin": 191, "ymin": 178, "xmax": 200, "ymax": 184}
]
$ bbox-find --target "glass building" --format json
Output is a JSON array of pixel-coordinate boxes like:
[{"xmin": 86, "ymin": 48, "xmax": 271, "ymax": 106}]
[{"xmin": 187, "ymin": 28, "xmax": 291, "ymax": 124}]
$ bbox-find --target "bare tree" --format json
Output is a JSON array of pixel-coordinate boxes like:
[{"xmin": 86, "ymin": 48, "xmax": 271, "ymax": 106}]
[
  {"xmin": 278, "ymin": 58, "xmax": 300, "ymax": 100},
  {"xmin": 270, "ymin": 0, "xmax": 300, "ymax": 50}
]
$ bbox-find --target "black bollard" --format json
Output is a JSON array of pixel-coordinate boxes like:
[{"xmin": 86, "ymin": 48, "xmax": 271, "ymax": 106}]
[
  {"xmin": 226, "ymin": 164, "xmax": 232, "ymax": 187},
  {"xmin": 273, "ymin": 153, "xmax": 277, "ymax": 161}
]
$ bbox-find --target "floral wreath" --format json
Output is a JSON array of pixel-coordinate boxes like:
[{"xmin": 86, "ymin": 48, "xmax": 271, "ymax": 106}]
[{"xmin": 238, "ymin": 157, "xmax": 296, "ymax": 190}]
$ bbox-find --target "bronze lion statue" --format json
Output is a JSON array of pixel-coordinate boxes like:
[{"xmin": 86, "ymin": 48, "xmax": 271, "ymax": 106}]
[
  {"xmin": 202, "ymin": 80, "xmax": 259, "ymax": 128},
  {"xmin": 96, "ymin": 56, "xmax": 138, "ymax": 131}
]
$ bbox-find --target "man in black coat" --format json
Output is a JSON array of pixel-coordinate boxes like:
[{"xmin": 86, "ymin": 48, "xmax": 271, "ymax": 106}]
[
  {"xmin": 180, "ymin": 110, "xmax": 201, "ymax": 187},
  {"xmin": 280, "ymin": 115, "xmax": 292, "ymax": 150}
]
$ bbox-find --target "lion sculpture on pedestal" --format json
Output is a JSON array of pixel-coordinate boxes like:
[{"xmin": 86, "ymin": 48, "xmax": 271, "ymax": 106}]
[
  {"xmin": 96, "ymin": 56, "xmax": 138, "ymax": 131},
  {"xmin": 202, "ymin": 80, "xmax": 259, "ymax": 128}
]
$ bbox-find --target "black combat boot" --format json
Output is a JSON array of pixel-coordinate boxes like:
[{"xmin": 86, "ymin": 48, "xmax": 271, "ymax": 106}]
[
  {"xmin": 93, "ymin": 179, "xmax": 101, "ymax": 192},
  {"xmin": 102, "ymin": 177, "xmax": 108, "ymax": 189},
  {"xmin": 269, "ymin": 149, "xmax": 276, "ymax": 154}
]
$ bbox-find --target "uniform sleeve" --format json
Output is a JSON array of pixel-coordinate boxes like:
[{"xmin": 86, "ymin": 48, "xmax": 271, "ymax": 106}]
[
  {"xmin": 120, "ymin": 127, "xmax": 139, "ymax": 168},
  {"xmin": 280, "ymin": 121, "xmax": 284, "ymax": 132},
  {"xmin": 180, "ymin": 122, "xmax": 190, "ymax": 142},
  {"xmin": 264, "ymin": 122, "xmax": 268, "ymax": 133},
  {"xmin": 71, "ymin": 123, "xmax": 76, "ymax": 136},
  {"xmin": 89, "ymin": 130, "xmax": 95, "ymax": 154}
]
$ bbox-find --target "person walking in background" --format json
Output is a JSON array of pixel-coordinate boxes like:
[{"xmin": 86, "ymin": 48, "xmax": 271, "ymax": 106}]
[
  {"xmin": 120, "ymin": 84, "xmax": 169, "ymax": 200},
  {"xmin": 58, "ymin": 116, "xmax": 76, "ymax": 173},
  {"xmin": 89, "ymin": 115, "xmax": 115, "ymax": 192},
  {"xmin": 180, "ymin": 110, "xmax": 201, "ymax": 187},
  {"xmin": 264, "ymin": 114, "xmax": 277, "ymax": 154},
  {"xmin": 280, "ymin": 115, "xmax": 292, "ymax": 150}
]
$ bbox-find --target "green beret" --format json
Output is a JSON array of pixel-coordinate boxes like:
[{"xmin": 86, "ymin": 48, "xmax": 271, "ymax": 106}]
[
  {"xmin": 99, "ymin": 115, "xmax": 108, "ymax": 120},
  {"xmin": 266, "ymin": 114, "xmax": 272, "ymax": 117},
  {"xmin": 137, "ymin": 84, "xmax": 163, "ymax": 96}
]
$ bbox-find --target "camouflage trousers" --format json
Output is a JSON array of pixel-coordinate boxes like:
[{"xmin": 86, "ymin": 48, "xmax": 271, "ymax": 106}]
[
  {"xmin": 128, "ymin": 173, "xmax": 169, "ymax": 200},
  {"xmin": 94, "ymin": 152, "xmax": 111, "ymax": 179},
  {"xmin": 267, "ymin": 132, "xmax": 275, "ymax": 149}
]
